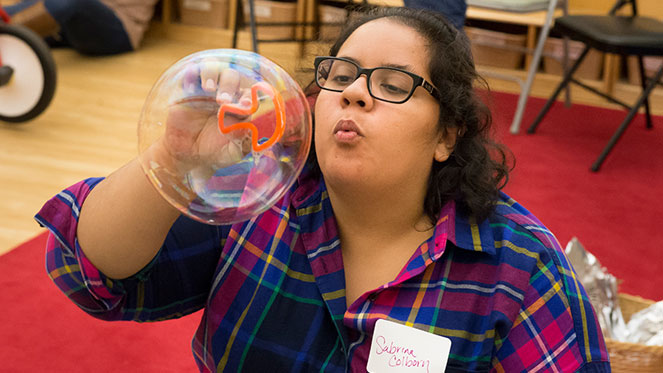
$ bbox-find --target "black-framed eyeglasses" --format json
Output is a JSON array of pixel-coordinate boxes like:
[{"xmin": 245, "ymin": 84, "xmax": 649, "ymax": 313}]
[{"xmin": 314, "ymin": 56, "xmax": 441, "ymax": 104}]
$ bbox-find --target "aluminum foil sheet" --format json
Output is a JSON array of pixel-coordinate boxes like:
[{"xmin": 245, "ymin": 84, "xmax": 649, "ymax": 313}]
[
  {"xmin": 646, "ymin": 330, "xmax": 663, "ymax": 346},
  {"xmin": 565, "ymin": 238, "xmax": 627, "ymax": 341},
  {"xmin": 624, "ymin": 301, "xmax": 663, "ymax": 346}
]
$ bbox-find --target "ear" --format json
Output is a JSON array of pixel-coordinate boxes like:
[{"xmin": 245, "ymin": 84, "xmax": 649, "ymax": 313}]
[{"xmin": 434, "ymin": 129, "xmax": 458, "ymax": 163}]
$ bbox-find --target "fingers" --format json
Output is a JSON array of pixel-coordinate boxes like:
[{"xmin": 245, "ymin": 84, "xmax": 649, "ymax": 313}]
[
  {"xmin": 216, "ymin": 68, "xmax": 241, "ymax": 104},
  {"xmin": 197, "ymin": 59, "xmax": 254, "ymax": 108},
  {"xmin": 182, "ymin": 63, "xmax": 201, "ymax": 94},
  {"xmin": 199, "ymin": 59, "xmax": 224, "ymax": 93},
  {"xmin": 199, "ymin": 59, "xmax": 243, "ymax": 100},
  {"xmin": 238, "ymin": 88, "xmax": 252, "ymax": 107}
]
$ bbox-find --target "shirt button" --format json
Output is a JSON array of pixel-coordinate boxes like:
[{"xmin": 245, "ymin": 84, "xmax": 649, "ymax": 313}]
[{"xmin": 368, "ymin": 293, "xmax": 377, "ymax": 301}]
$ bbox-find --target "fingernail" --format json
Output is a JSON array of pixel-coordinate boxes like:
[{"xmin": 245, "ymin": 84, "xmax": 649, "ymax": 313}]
[
  {"xmin": 218, "ymin": 92, "xmax": 232, "ymax": 102},
  {"xmin": 205, "ymin": 79, "xmax": 215, "ymax": 91}
]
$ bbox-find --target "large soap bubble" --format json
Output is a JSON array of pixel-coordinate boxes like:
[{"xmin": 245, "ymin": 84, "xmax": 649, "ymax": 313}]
[{"xmin": 138, "ymin": 49, "xmax": 312, "ymax": 225}]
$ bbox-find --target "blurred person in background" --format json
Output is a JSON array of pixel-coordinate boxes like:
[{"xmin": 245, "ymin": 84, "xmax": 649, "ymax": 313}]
[
  {"xmin": 4, "ymin": 0, "xmax": 158, "ymax": 55},
  {"xmin": 404, "ymin": 0, "xmax": 467, "ymax": 31}
]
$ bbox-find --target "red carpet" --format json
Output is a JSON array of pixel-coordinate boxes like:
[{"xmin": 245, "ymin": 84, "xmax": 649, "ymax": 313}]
[
  {"xmin": 1, "ymin": 91, "xmax": 661, "ymax": 371},
  {"xmin": 489, "ymin": 91, "xmax": 663, "ymax": 302},
  {"xmin": 0, "ymin": 233, "xmax": 201, "ymax": 372}
]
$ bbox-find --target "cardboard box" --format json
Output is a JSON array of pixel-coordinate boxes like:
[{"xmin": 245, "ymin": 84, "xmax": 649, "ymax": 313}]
[
  {"xmin": 178, "ymin": 0, "xmax": 229, "ymax": 28},
  {"xmin": 243, "ymin": 0, "xmax": 297, "ymax": 40},
  {"xmin": 543, "ymin": 37, "xmax": 603, "ymax": 81},
  {"xmin": 627, "ymin": 56, "xmax": 663, "ymax": 86},
  {"xmin": 466, "ymin": 27, "xmax": 527, "ymax": 69}
]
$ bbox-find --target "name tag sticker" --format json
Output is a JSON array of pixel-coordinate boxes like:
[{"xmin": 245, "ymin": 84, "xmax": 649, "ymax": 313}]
[{"xmin": 367, "ymin": 319, "xmax": 452, "ymax": 373}]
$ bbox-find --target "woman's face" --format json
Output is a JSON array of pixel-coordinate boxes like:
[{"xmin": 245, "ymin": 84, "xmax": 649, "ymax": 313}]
[{"xmin": 314, "ymin": 18, "xmax": 455, "ymax": 195}]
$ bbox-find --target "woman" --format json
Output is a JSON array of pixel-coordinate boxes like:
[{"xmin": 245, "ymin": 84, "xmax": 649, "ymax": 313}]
[
  {"xmin": 36, "ymin": 7, "xmax": 610, "ymax": 372},
  {"xmin": 6, "ymin": 0, "xmax": 157, "ymax": 55}
]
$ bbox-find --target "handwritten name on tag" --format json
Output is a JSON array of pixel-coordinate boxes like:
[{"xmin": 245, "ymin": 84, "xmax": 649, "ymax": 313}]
[{"xmin": 367, "ymin": 319, "xmax": 452, "ymax": 373}]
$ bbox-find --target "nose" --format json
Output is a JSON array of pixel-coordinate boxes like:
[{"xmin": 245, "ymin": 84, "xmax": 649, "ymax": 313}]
[{"xmin": 340, "ymin": 75, "xmax": 374, "ymax": 109}]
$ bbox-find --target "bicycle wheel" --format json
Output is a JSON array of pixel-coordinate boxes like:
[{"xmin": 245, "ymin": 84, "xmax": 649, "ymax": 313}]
[{"xmin": 0, "ymin": 23, "xmax": 56, "ymax": 123}]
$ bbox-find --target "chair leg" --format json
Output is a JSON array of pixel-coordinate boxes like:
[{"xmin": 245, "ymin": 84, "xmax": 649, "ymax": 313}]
[
  {"xmin": 562, "ymin": 36, "xmax": 572, "ymax": 107},
  {"xmin": 508, "ymin": 0, "xmax": 559, "ymax": 134},
  {"xmin": 247, "ymin": 0, "xmax": 259, "ymax": 53},
  {"xmin": 527, "ymin": 46, "xmax": 592, "ymax": 134},
  {"xmin": 637, "ymin": 56, "xmax": 653, "ymax": 129},
  {"xmin": 591, "ymin": 64, "xmax": 663, "ymax": 171},
  {"xmin": 560, "ymin": 0, "xmax": 571, "ymax": 107},
  {"xmin": 232, "ymin": 0, "xmax": 242, "ymax": 49}
]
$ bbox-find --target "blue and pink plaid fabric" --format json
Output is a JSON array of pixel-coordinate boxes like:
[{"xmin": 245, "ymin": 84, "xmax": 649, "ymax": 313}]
[{"xmin": 36, "ymin": 173, "xmax": 610, "ymax": 372}]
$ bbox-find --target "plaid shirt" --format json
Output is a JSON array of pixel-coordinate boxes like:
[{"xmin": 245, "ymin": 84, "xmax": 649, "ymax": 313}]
[{"xmin": 36, "ymin": 174, "xmax": 610, "ymax": 372}]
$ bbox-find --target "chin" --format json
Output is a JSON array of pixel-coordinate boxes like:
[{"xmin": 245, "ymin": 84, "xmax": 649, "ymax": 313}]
[
  {"xmin": 318, "ymin": 147, "xmax": 375, "ymax": 181},
  {"xmin": 322, "ymin": 165, "xmax": 371, "ymax": 189}
]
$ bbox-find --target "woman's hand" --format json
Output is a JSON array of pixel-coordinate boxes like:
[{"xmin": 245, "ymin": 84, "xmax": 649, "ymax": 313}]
[
  {"xmin": 78, "ymin": 61, "xmax": 259, "ymax": 278},
  {"xmin": 158, "ymin": 60, "xmax": 254, "ymax": 174}
]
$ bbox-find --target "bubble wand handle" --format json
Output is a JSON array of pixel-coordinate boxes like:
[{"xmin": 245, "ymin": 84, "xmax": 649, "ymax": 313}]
[{"xmin": 217, "ymin": 82, "xmax": 286, "ymax": 152}]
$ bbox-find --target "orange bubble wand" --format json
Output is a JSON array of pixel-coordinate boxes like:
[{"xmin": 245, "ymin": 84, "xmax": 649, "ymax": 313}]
[{"xmin": 217, "ymin": 82, "xmax": 286, "ymax": 152}]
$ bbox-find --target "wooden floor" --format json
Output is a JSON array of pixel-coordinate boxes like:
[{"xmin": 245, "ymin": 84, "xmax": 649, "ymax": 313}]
[{"xmin": 1, "ymin": 25, "xmax": 661, "ymax": 254}]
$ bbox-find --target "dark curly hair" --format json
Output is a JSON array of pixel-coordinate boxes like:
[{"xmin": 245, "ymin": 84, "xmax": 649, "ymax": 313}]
[{"xmin": 305, "ymin": 6, "xmax": 512, "ymax": 224}]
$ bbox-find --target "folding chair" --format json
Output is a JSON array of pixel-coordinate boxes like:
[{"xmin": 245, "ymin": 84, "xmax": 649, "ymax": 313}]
[
  {"xmin": 526, "ymin": 0, "xmax": 663, "ymax": 171},
  {"xmin": 466, "ymin": 0, "xmax": 567, "ymax": 134}
]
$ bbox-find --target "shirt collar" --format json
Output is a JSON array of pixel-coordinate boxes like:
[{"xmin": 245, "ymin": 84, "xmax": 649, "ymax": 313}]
[
  {"xmin": 291, "ymin": 165, "xmax": 323, "ymax": 209},
  {"xmin": 451, "ymin": 205, "xmax": 497, "ymax": 256}
]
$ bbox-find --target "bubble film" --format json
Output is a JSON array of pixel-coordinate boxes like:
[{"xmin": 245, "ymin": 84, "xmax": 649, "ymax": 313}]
[{"xmin": 138, "ymin": 49, "xmax": 312, "ymax": 225}]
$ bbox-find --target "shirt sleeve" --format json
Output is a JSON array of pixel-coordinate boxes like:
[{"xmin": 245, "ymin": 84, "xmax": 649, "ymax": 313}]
[
  {"xmin": 491, "ymin": 224, "xmax": 611, "ymax": 372},
  {"xmin": 35, "ymin": 178, "xmax": 226, "ymax": 322}
]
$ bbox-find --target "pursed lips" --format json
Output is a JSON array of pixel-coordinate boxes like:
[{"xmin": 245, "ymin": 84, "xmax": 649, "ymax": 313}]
[
  {"xmin": 333, "ymin": 119, "xmax": 363, "ymax": 143},
  {"xmin": 333, "ymin": 119, "xmax": 363, "ymax": 136}
]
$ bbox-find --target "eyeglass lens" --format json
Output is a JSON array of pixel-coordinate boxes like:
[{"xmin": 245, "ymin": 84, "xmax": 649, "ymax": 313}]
[{"xmin": 316, "ymin": 59, "xmax": 415, "ymax": 102}]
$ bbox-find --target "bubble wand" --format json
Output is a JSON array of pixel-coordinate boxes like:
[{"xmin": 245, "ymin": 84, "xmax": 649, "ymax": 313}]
[{"xmin": 217, "ymin": 81, "xmax": 286, "ymax": 152}]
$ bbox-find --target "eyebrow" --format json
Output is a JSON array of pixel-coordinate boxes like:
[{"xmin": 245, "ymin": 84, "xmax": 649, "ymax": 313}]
[{"xmin": 337, "ymin": 56, "xmax": 414, "ymax": 72}]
